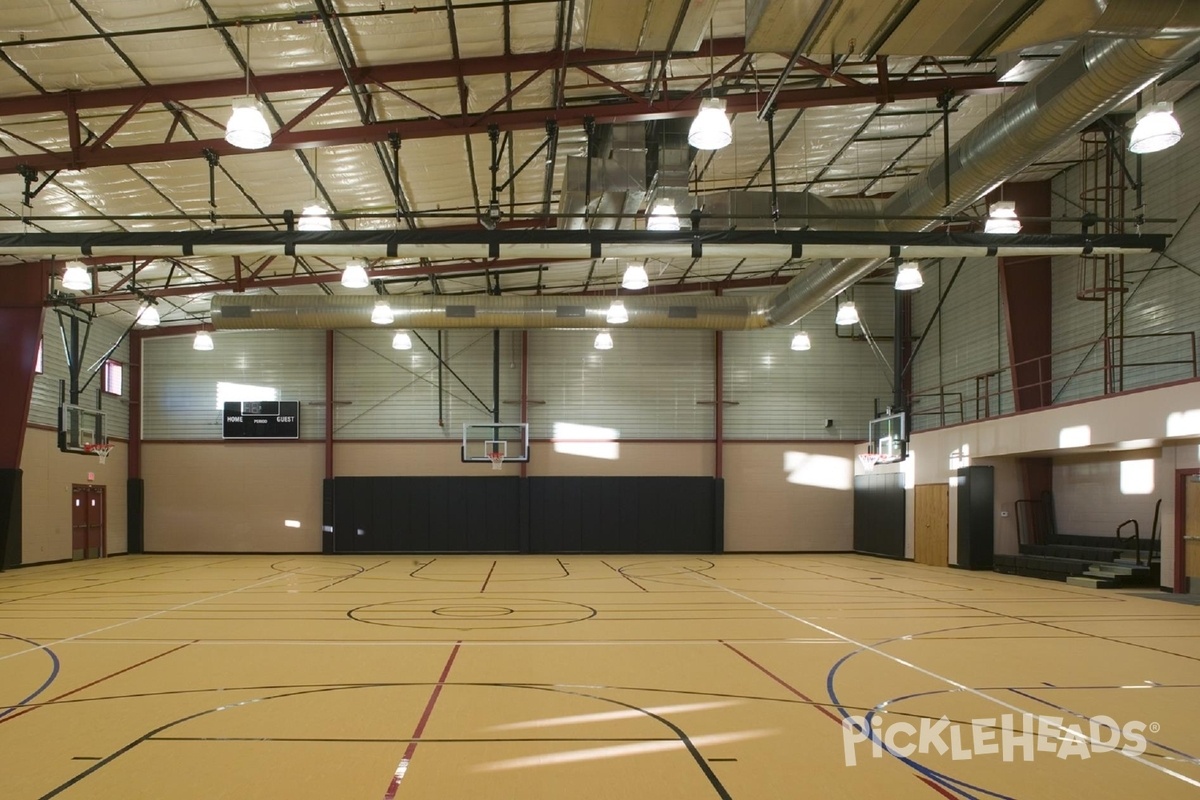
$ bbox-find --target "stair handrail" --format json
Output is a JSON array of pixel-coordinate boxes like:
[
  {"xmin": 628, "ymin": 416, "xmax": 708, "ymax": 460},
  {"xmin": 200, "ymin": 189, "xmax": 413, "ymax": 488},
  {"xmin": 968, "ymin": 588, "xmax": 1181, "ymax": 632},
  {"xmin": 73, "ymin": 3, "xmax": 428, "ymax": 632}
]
[
  {"xmin": 1149, "ymin": 498, "xmax": 1162, "ymax": 564},
  {"xmin": 1116, "ymin": 519, "xmax": 1141, "ymax": 567}
]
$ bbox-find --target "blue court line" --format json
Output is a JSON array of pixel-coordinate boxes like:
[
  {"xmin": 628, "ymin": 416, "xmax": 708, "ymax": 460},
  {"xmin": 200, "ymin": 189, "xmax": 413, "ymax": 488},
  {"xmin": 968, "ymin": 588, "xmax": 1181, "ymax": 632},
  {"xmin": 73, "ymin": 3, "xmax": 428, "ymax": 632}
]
[
  {"xmin": 825, "ymin": 623, "xmax": 1020, "ymax": 800},
  {"xmin": 1008, "ymin": 687, "xmax": 1200, "ymax": 766},
  {"xmin": 0, "ymin": 632, "xmax": 62, "ymax": 720}
]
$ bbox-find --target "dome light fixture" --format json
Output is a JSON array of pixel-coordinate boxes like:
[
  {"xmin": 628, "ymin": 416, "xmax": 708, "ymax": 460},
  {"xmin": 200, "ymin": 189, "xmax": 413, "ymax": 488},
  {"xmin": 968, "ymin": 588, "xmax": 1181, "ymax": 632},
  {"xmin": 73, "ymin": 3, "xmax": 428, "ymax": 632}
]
[
  {"xmin": 593, "ymin": 330, "xmax": 614, "ymax": 350},
  {"xmin": 193, "ymin": 331, "xmax": 215, "ymax": 351},
  {"xmin": 894, "ymin": 261, "xmax": 924, "ymax": 291},
  {"xmin": 392, "ymin": 330, "xmax": 413, "ymax": 350},
  {"xmin": 646, "ymin": 199, "xmax": 681, "ymax": 231},
  {"xmin": 297, "ymin": 202, "xmax": 332, "ymax": 232},
  {"xmin": 342, "ymin": 258, "xmax": 370, "ymax": 289},
  {"xmin": 1129, "ymin": 101, "xmax": 1182, "ymax": 154},
  {"xmin": 136, "ymin": 302, "xmax": 160, "ymax": 328},
  {"xmin": 835, "ymin": 301, "xmax": 859, "ymax": 327},
  {"xmin": 62, "ymin": 261, "xmax": 91, "ymax": 292},
  {"xmin": 225, "ymin": 97, "xmax": 272, "ymax": 150},
  {"xmin": 688, "ymin": 97, "xmax": 732, "ymax": 151},
  {"xmin": 606, "ymin": 299, "xmax": 629, "ymax": 325},
  {"xmin": 621, "ymin": 262, "xmax": 649, "ymax": 290},
  {"xmin": 790, "ymin": 331, "xmax": 812, "ymax": 351},
  {"xmin": 984, "ymin": 200, "xmax": 1021, "ymax": 234},
  {"xmin": 224, "ymin": 30, "xmax": 271, "ymax": 150},
  {"xmin": 371, "ymin": 300, "xmax": 394, "ymax": 325}
]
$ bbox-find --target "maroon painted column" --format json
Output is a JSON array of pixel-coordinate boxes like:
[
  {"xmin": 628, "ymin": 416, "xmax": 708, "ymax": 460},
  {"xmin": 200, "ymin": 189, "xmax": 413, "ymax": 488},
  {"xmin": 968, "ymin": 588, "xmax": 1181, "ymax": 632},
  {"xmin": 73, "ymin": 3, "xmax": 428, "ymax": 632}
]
[
  {"xmin": 0, "ymin": 261, "xmax": 49, "ymax": 567},
  {"xmin": 995, "ymin": 180, "xmax": 1053, "ymax": 412}
]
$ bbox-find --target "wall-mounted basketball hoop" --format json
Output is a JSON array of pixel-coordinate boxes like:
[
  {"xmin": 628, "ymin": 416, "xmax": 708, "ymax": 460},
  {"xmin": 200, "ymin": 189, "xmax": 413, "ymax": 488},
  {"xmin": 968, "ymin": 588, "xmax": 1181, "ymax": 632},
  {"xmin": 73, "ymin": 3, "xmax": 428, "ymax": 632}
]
[{"xmin": 83, "ymin": 442, "xmax": 113, "ymax": 465}]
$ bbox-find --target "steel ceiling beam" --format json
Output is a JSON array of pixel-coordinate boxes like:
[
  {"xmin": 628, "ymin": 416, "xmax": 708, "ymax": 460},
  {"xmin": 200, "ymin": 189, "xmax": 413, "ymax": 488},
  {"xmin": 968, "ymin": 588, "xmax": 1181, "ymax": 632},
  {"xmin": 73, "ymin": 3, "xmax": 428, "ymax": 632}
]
[
  {"xmin": 0, "ymin": 38, "xmax": 751, "ymax": 119},
  {"xmin": 0, "ymin": 73, "xmax": 1003, "ymax": 174}
]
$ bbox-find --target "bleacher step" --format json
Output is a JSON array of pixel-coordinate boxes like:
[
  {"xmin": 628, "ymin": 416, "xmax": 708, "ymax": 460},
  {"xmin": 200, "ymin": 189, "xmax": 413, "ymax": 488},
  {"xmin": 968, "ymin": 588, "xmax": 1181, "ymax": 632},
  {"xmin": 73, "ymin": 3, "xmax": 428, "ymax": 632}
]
[
  {"xmin": 1087, "ymin": 564, "xmax": 1136, "ymax": 576},
  {"xmin": 1067, "ymin": 576, "xmax": 1117, "ymax": 589}
]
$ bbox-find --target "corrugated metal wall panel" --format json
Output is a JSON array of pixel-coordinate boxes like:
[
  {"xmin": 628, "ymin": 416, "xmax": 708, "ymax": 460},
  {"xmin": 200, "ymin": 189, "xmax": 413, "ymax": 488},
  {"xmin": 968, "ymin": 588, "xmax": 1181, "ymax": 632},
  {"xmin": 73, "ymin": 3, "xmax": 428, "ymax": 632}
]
[
  {"xmin": 334, "ymin": 329, "xmax": 520, "ymax": 439},
  {"xmin": 527, "ymin": 328, "xmax": 714, "ymax": 440},
  {"xmin": 29, "ymin": 311, "xmax": 131, "ymax": 440},
  {"xmin": 1051, "ymin": 89, "xmax": 1200, "ymax": 404},
  {"xmin": 143, "ymin": 330, "xmax": 326, "ymax": 440},
  {"xmin": 724, "ymin": 286, "xmax": 893, "ymax": 440},
  {"xmin": 909, "ymin": 257, "xmax": 1004, "ymax": 429}
]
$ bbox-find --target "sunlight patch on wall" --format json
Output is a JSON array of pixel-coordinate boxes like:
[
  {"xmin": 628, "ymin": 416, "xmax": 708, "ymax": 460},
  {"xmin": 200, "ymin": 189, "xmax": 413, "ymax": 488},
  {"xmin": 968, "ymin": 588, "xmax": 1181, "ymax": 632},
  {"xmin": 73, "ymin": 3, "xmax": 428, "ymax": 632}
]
[
  {"xmin": 784, "ymin": 452, "xmax": 853, "ymax": 490},
  {"xmin": 216, "ymin": 381, "xmax": 278, "ymax": 410},
  {"xmin": 1120, "ymin": 460, "xmax": 1155, "ymax": 495},
  {"xmin": 1058, "ymin": 425, "xmax": 1091, "ymax": 449},
  {"xmin": 552, "ymin": 422, "xmax": 620, "ymax": 460},
  {"xmin": 1167, "ymin": 409, "xmax": 1200, "ymax": 437}
]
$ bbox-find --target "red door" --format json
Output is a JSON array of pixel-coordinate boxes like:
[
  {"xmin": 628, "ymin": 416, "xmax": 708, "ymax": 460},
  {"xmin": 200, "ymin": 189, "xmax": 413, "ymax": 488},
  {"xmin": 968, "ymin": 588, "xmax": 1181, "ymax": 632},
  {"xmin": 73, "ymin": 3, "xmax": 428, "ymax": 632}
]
[
  {"xmin": 71, "ymin": 485, "xmax": 88, "ymax": 560},
  {"xmin": 71, "ymin": 485, "xmax": 106, "ymax": 560}
]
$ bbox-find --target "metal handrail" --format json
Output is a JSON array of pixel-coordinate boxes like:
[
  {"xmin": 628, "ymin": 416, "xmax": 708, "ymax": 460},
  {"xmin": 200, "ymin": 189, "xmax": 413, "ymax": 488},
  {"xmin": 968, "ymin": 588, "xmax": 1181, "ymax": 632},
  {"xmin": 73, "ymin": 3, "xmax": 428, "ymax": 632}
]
[
  {"xmin": 911, "ymin": 332, "xmax": 1197, "ymax": 431},
  {"xmin": 1116, "ymin": 519, "xmax": 1141, "ymax": 567}
]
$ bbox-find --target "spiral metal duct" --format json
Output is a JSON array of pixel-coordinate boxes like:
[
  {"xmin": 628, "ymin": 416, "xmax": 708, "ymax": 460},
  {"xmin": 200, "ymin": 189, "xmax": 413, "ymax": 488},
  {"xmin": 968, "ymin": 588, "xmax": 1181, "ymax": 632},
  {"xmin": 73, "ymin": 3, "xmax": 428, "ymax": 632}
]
[{"xmin": 764, "ymin": 0, "xmax": 1200, "ymax": 327}]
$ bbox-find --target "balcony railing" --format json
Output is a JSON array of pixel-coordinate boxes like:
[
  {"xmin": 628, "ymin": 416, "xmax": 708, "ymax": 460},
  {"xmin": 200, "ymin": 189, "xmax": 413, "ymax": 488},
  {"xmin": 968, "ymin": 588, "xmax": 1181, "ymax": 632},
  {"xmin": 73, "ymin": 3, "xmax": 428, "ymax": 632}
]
[{"xmin": 910, "ymin": 332, "xmax": 1197, "ymax": 430}]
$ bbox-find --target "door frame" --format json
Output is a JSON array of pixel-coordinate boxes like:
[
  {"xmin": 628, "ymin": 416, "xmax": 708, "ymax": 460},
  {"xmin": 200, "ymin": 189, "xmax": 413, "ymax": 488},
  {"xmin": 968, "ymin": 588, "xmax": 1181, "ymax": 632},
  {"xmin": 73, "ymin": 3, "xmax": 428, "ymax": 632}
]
[
  {"xmin": 71, "ymin": 483, "xmax": 107, "ymax": 560},
  {"xmin": 1174, "ymin": 468, "xmax": 1200, "ymax": 593}
]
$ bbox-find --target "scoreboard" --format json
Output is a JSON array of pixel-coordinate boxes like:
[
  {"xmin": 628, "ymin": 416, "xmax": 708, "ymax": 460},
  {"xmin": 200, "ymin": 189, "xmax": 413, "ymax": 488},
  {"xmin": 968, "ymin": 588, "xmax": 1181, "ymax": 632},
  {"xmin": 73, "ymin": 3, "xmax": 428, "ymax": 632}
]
[{"xmin": 222, "ymin": 401, "xmax": 300, "ymax": 439}]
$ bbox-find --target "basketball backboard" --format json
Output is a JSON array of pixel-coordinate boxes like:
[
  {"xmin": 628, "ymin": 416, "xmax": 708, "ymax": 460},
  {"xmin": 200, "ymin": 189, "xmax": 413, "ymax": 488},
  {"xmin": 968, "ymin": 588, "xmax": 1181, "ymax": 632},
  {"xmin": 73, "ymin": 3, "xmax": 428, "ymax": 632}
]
[{"xmin": 462, "ymin": 423, "xmax": 529, "ymax": 464}]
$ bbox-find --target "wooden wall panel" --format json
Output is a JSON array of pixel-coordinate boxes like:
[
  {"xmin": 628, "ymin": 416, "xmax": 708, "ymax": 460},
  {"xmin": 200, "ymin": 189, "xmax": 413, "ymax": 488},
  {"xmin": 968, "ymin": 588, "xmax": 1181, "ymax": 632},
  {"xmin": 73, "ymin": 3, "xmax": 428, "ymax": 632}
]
[{"xmin": 914, "ymin": 483, "xmax": 949, "ymax": 567}]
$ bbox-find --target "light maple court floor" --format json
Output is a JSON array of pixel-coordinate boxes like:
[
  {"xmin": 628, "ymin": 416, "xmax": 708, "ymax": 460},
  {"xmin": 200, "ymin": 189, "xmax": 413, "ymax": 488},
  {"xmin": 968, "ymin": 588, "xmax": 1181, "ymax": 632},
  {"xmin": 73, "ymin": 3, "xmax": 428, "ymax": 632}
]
[{"xmin": 1, "ymin": 554, "xmax": 1199, "ymax": 799}]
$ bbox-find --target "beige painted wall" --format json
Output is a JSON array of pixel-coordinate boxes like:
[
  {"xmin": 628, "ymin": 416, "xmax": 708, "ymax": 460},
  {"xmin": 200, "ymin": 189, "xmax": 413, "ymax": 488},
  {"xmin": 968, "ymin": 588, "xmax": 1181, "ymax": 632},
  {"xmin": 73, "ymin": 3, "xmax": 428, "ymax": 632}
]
[
  {"xmin": 143, "ymin": 442, "xmax": 324, "ymax": 552},
  {"xmin": 528, "ymin": 441, "xmax": 713, "ymax": 477},
  {"xmin": 723, "ymin": 442, "xmax": 855, "ymax": 551},
  {"xmin": 20, "ymin": 427, "xmax": 128, "ymax": 564}
]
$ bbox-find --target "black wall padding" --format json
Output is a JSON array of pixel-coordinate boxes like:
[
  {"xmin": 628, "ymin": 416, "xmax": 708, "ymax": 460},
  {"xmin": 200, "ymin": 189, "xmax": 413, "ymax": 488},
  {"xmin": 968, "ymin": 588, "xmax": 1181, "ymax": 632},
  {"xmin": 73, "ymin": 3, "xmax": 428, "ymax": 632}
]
[
  {"xmin": 0, "ymin": 469, "xmax": 20, "ymax": 569},
  {"xmin": 333, "ymin": 477, "xmax": 522, "ymax": 553},
  {"xmin": 322, "ymin": 478, "xmax": 336, "ymax": 554},
  {"xmin": 528, "ymin": 477, "xmax": 718, "ymax": 553},
  {"xmin": 957, "ymin": 466, "xmax": 995, "ymax": 570},
  {"xmin": 126, "ymin": 478, "xmax": 145, "ymax": 554},
  {"xmin": 853, "ymin": 472, "xmax": 906, "ymax": 559},
  {"xmin": 330, "ymin": 476, "xmax": 721, "ymax": 554}
]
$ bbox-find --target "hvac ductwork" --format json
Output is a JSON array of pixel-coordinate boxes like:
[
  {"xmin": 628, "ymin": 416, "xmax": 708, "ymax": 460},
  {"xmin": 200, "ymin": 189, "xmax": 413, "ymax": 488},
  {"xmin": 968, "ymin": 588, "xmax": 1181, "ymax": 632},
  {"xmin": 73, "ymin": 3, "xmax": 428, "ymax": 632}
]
[
  {"xmin": 212, "ymin": 294, "xmax": 772, "ymax": 331},
  {"xmin": 764, "ymin": 0, "xmax": 1200, "ymax": 327}
]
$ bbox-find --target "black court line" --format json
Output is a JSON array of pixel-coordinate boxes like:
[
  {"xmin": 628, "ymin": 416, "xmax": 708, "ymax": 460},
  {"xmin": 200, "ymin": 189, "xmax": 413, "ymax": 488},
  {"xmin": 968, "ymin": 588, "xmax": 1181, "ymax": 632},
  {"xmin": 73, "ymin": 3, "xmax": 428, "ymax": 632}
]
[
  {"xmin": 0, "ymin": 559, "xmax": 245, "ymax": 607},
  {"xmin": 601, "ymin": 560, "xmax": 648, "ymax": 592},
  {"xmin": 480, "ymin": 561, "xmax": 497, "ymax": 593},
  {"xmin": 153, "ymin": 735, "xmax": 680, "ymax": 743},
  {"xmin": 316, "ymin": 560, "xmax": 390, "ymax": 592}
]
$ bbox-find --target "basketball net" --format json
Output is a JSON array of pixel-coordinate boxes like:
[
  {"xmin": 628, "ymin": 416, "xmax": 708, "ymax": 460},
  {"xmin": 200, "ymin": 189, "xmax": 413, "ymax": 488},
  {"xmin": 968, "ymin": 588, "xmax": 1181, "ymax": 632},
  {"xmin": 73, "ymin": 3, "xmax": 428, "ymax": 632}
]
[
  {"xmin": 84, "ymin": 443, "xmax": 113, "ymax": 465},
  {"xmin": 488, "ymin": 451, "xmax": 504, "ymax": 471},
  {"xmin": 857, "ymin": 452, "xmax": 881, "ymax": 472}
]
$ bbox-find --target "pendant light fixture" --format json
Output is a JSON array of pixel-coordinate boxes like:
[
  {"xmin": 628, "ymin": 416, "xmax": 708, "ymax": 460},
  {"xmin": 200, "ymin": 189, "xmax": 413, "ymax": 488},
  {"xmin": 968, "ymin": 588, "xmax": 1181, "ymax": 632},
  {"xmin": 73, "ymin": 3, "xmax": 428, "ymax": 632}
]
[
  {"xmin": 593, "ymin": 330, "xmax": 614, "ymax": 350},
  {"xmin": 687, "ymin": 21, "xmax": 732, "ymax": 151},
  {"xmin": 646, "ymin": 199, "xmax": 681, "ymax": 231},
  {"xmin": 61, "ymin": 260, "xmax": 91, "ymax": 292},
  {"xmin": 342, "ymin": 258, "xmax": 370, "ymax": 288},
  {"xmin": 790, "ymin": 331, "xmax": 812, "ymax": 351},
  {"xmin": 984, "ymin": 200, "xmax": 1021, "ymax": 234},
  {"xmin": 1129, "ymin": 100, "xmax": 1182, "ymax": 154},
  {"xmin": 834, "ymin": 300, "xmax": 859, "ymax": 326},
  {"xmin": 297, "ymin": 149, "xmax": 331, "ymax": 231},
  {"xmin": 606, "ymin": 299, "xmax": 629, "ymax": 324},
  {"xmin": 392, "ymin": 330, "xmax": 413, "ymax": 350},
  {"xmin": 224, "ymin": 28, "xmax": 272, "ymax": 150},
  {"xmin": 621, "ymin": 262, "xmax": 649, "ymax": 290},
  {"xmin": 193, "ymin": 331, "xmax": 215, "ymax": 351},
  {"xmin": 371, "ymin": 299, "xmax": 394, "ymax": 325},
  {"xmin": 136, "ymin": 302, "xmax": 161, "ymax": 328},
  {"xmin": 894, "ymin": 261, "xmax": 924, "ymax": 291}
]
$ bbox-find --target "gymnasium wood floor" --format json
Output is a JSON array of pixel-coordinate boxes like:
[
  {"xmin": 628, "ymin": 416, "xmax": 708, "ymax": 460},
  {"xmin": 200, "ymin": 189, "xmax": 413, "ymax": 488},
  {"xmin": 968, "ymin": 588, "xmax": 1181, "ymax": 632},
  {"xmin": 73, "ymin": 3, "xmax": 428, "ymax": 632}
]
[{"xmin": 1, "ymin": 555, "xmax": 1198, "ymax": 799}]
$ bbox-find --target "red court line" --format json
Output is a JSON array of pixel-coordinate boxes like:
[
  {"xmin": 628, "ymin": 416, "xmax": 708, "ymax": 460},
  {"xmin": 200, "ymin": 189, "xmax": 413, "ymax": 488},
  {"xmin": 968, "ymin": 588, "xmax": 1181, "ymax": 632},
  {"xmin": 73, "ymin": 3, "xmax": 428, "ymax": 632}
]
[
  {"xmin": 0, "ymin": 640, "xmax": 195, "ymax": 725},
  {"xmin": 720, "ymin": 642, "xmax": 960, "ymax": 799},
  {"xmin": 382, "ymin": 641, "xmax": 462, "ymax": 799},
  {"xmin": 480, "ymin": 561, "xmax": 497, "ymax": 593}
]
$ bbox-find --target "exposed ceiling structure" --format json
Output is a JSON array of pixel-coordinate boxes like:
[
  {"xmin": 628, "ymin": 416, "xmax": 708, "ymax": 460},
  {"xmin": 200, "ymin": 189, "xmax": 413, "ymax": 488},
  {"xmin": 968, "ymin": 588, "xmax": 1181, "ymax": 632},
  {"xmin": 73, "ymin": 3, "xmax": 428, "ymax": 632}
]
[{"xmin": 1, "ymin": 0, "xmax": 1197, "ymax": 330}]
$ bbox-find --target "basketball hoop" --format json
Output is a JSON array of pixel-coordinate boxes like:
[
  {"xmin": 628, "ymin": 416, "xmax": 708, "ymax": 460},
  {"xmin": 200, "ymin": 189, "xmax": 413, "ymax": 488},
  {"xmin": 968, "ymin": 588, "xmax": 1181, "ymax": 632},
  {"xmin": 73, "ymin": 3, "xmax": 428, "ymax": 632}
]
[
  {"xmin": 84, "ymin": 443, "xmax": 113, "ymax": 465},
  {"xmin": 488, "ymin": 451, "xmax": 504, "ymax": 471},
  {"xmin": 857, "ymin": 452, "xmax": 881, "ymax": 472}
]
